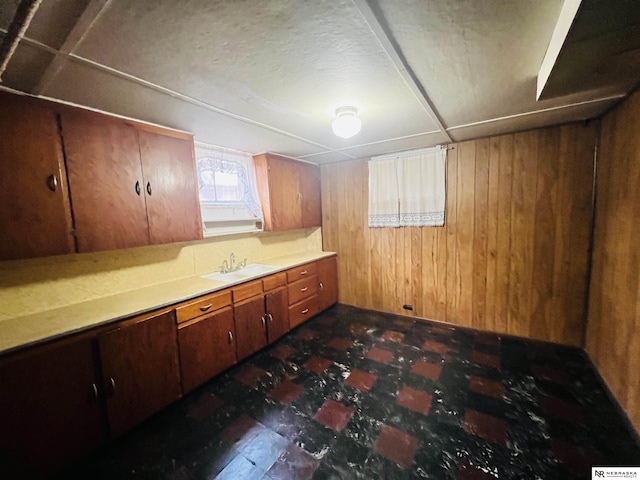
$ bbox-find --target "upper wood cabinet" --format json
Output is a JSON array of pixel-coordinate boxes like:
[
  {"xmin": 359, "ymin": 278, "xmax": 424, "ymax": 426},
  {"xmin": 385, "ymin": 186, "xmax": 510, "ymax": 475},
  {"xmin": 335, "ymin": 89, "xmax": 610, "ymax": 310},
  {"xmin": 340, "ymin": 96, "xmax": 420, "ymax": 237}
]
[
  {"xmin": 0, "ymin": 93, "xmax": 75, "ymax": 260},
  {"xmin": 61, "ymin": 110, "xmax": 202, "ymax": 253},
  {"xmin": 138, "ymin": 131, "xmax": 202, "ymax": 244},
  {"xmin": 253, "ymin": 153, "xmax": 321, "ymax": 231},
  {"xmin": 0, "ymin": 91, "xmax": 202, "ymax": 259}
]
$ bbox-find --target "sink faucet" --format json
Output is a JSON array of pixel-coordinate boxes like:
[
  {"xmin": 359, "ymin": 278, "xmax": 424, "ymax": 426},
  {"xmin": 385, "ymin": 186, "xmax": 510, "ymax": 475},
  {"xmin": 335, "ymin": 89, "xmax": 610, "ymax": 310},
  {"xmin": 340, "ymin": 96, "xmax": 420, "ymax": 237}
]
[{"xmin": 220, "ymin": 253, "xmax": 248, "ymax": 274}]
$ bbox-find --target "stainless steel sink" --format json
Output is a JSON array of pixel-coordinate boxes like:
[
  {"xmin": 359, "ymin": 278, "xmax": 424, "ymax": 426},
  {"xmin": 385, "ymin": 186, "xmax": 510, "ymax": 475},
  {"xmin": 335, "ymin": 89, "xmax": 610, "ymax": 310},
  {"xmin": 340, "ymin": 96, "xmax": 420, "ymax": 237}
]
[{"xmin": 200, "ymin": 263, "xmax": 280, "ymax": 283}]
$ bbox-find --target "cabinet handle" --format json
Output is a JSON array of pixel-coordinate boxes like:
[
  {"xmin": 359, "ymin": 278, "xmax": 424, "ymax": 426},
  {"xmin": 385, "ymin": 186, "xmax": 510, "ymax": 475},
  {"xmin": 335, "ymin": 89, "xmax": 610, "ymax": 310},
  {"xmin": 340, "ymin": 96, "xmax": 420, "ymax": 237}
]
[
  {"xmin": 301, "ymin": 308, "xmax": 309, "ymax": 314},
  {"xmin": 268, "ymin": 313, "xmax": 273, "ymax": 323},
  {"xmin": 199, "ymin": 304, "xmax": 212, "ymax": 312},
  {"xmin": 261, "ymin": 314, "xmax": 266, "ymax": 328},
  {"xmin": 301, "ymin": 287, "xmax": 308, "ymax": 292},
  {"xmin": 47, "ymin": 174, "xmax": 58, "ymax": 192},
  {"xmin": 228, "ymin": 331, "xmax": 233, "ymax": 344},
  {"xmin": 109, "ymin": 377, "xmax": 116, "ymax": 394},
  {"xmin": 146, "ymin": 182, "xmax": 152, "ymax": 195},
  {"xmin": 92, "ymin": 383, "xmax": 99, "ymax": 400},
  {"xmin": 135, "ymin": 181, "xmax": 141, "ymax": 196},
  {"xmin": 300, "ymin": 270, "xmax": 308, "ymax": 275},
  {"xmin": 319, "ymin": 282, "xmax": 324, "ymax": 290}
]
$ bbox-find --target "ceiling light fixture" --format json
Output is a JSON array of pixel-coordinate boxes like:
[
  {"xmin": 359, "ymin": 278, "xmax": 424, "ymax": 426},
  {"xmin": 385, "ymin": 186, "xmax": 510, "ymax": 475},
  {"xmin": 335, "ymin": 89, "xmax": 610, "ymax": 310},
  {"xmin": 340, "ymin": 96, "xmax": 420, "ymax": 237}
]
[{"xmin": 332, "ymin": 106, "xmax": 361, "ymax": 139}]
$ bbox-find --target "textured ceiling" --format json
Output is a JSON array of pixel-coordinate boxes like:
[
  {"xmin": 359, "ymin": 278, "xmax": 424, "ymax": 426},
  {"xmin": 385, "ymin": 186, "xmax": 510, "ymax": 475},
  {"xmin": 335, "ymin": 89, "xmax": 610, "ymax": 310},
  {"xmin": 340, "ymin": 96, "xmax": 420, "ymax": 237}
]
[{"xmin": 1, "ymin": 0, "xmax": 639, "ymax": 163}]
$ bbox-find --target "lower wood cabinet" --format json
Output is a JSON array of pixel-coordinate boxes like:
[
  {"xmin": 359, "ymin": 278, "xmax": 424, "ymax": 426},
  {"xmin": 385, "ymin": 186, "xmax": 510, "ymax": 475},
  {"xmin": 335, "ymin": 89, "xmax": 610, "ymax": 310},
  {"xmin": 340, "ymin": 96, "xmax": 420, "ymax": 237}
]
[
  {"xmin": 266, "ymin": 286, "xmax": 289, "ymax": 343},
  {"xmin": 178, "ymin": 307, "xmax": 236, "ymax": 393},
  {"xmin": 98, "ymin": 310, "xmax": 182, "ymax": 438},
  {"xmin": 317, "ymin": 256, "xmax": 339, "ymax": 310},
  {"xmin": 0, "ymin": 336, "xmax": 105, "ymax": 478},
  {"xmin": 234, "ymin": 294, "xmax": 269, "ymax": 361}
]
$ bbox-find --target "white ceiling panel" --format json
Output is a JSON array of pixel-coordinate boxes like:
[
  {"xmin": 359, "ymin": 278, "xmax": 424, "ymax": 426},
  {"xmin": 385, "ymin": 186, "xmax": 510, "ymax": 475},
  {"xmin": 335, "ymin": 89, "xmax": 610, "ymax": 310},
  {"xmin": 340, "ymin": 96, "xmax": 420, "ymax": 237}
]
[
  {"xmin": 45, "ymin": 58, "xmax": 330, "ymax": 156},
  {"xmin": 0, "ymin": 38, "xmax": 54, "ymax": 92},
  {"xmin": 70, "ymin": 0, "xmax": 439, "ymax": 147}
]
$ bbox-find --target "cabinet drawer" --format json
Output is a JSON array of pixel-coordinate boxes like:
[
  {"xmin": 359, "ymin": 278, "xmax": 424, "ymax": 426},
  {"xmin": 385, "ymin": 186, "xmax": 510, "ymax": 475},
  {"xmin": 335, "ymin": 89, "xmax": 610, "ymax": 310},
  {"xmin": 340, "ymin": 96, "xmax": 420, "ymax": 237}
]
[
  {"xmin": 232, "ymin": 279, "xmax": 263, "ymax": 303},
  {"xmin": 288, "ymin": 275, "xmax": 318, "ymax": 305},
  {"xmin": 288, "ymin": 295, "xmax": 320, "ymax": 328},
  {"xmin": 286, "ymin": 262, "xmax": 317, "ymax": 283},
  {"xmin": 263, "ymin": 272, "xmax": 286, "ymax": 292},
  {"xmin": 176, "ymin": 290, "xmax": 231, "ymax": 323}
]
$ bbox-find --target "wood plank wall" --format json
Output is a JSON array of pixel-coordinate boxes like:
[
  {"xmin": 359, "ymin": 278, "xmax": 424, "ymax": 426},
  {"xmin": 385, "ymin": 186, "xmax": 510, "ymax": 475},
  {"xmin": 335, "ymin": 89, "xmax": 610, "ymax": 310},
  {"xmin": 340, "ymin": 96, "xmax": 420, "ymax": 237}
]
[
  {"xmin": 321, "ymin": 123, "xmax": 597, "ymax": 346},
  {"xmin": 586, "ymin": 89, "xmax": 640, "ymax": 432}
]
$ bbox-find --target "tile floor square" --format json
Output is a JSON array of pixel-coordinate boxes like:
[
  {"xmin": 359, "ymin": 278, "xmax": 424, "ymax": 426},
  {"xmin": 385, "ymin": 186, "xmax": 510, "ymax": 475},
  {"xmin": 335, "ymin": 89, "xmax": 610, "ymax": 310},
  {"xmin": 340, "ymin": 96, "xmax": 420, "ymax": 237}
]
[
  {"xmin": 345, "ymin": 369, "xmax": 377, "ymax": 392},
  {"xmin": 365, "ymin": 346, "xmax": 394, "ymax": 364},
  {"xmin": 396, "ymin": 385, "xmax": 432, "ymax": 415},
  {"xmin": 303, "ymin": 355, "xmax": 333, "ymax": 374},
  {"xmin": 269, "ymin": 380, "xmax": 304, "ymax": 404},
  {"xmin": 463, "ymin": 409, "xmax": 506, "ymax": 445},
  {"xmin": 235, "ymin": 365, "xmax": 268, "ymax": 386},
  {"xmin": 187, "ymin": 393, "xmax": 224, "ymax": 421},
  {"xmin": 314, "ymin": 399, "xmax": 354, "ymax": 432},
  {"xmin": 468, "ymin": 376, "xmax": 503, "ymax": 399},
  {"xmin": 381, "ymin": 330, "xmax": 405, "ymax": 342},
  {"xmin": 374, "ymin": 424, "xmax": 418, "ymax": 468},
  {"xmin": 422, "ymin": 339, "xmax": 449, "ymax": 355},
  {"xmin": 327, "ymin": 336, "xmax": 352, "ymax": 351},
  {"xmin": 270, "ymin": 344, "xmax": 297, "ymax": 361},
  {"xmin": 471, "ymin": 351, "xmax": 501, "ymax": 369},
  {"xmin": 411, "ymin": 359, "xmax": 442, "ymax": 380},
  {"xmin": 298, "ymin": 329, "xmax": 319, "ymax": 340}
]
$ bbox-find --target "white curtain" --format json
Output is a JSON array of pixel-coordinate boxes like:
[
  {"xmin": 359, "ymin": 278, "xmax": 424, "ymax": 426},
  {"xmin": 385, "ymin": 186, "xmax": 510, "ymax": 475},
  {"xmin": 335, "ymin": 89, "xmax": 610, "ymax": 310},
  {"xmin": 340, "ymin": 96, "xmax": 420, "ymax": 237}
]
[
  {"xmin": 397, "ymin": 148, "xmax": 446, "ymax": 226},
  {"xmin": 368, "ymin": 158, "xmax": 399, "ymax": 227},
  {"xmin": 368, "ymin": 147, "xmax": 446, "ymax": 228}
]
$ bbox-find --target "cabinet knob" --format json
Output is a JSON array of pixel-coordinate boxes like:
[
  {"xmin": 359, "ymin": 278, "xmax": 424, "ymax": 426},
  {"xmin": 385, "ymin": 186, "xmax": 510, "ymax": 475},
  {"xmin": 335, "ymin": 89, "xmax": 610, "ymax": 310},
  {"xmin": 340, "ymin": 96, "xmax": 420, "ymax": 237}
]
[
  {"xmin": 261, "ymin": 314, "xmax": 266, "ymax": 328},
  {"xmin": 301, "ymin": 287, "xmax": 308, "ymax": 292},
  {"xmin": 146, "ymin": 182, "xmax": 152, "ymax": 196},
  {"xmin": 228, "ymin": 331, "xmax": 233, "ymax": 344},
  {"xmin": 300, "ymin": 270, "xmax": 308, "ymax": 275},
  {"xmin": 92, "ymin": 383, "xmax": 99, "ymax": 400},
  {"xmin": 301, "ymin": 308, "xmax": 309, "ymax": 314},
  {"xmin": 109, "ymin": 377, "xmax": 116, "ymax": 395},
  {"xmin": 319, "ymin": 282, "xmax": 324, "ymax": 290},
  {"xmin": 268, "ymin": 313, "xmax": 273, "ymax": 323},
  {"xmin": 199, "ymin": 304, "xmax": 212, "ymax": 312},
  {"xmin": 47, "ymin": 174, "xmax": 58, "ymax": 192},
  {"xmin": 135, "ymin": 181, "xmax": 141, "ymax": 196}
]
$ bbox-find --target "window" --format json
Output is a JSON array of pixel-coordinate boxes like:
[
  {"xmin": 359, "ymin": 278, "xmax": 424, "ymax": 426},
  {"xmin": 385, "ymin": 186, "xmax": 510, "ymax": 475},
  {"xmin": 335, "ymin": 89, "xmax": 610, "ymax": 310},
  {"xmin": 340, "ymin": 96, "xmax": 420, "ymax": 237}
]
[{"xmin": 195, "ymin": 142, "xmax": 263, "ymax": 236}]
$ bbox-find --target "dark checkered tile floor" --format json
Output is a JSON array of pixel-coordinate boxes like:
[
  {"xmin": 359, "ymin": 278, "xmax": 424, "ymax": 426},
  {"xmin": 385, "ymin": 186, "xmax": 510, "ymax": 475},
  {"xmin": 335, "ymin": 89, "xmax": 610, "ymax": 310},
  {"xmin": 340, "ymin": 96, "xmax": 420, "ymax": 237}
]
[{"xmin": 56, "ymin": 305, "xmax": 640, "ymax": 479}]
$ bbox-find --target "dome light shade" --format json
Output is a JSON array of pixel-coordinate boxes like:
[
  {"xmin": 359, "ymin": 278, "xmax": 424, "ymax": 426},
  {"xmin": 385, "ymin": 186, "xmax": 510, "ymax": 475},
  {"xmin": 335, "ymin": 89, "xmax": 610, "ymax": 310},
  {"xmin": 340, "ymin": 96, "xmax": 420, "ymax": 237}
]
[{"xmin": 332, "ymin": 106, "xmax": 361, "ymax": 139}]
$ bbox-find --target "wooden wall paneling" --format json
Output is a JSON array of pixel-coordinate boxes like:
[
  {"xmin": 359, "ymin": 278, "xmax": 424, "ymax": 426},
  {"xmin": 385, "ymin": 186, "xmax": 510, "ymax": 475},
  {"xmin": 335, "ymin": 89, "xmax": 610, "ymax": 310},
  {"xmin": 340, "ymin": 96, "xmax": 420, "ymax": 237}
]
[
  {"xmin": 493, "ymin": 135, "xmax": 514, "ymax": 335},
  {"xmin": 451, "ymin": 140, "xmax": 475, "ymax": 327},
  {"xmin": 529, "ymin": 127, "xmax": 560, "ymax": 341},
  {"xmin": 508, "ymin": 131, "xmax": 538, "ymax": 337},
  {"xmin": 484, "ymin": 137, "xmax": 501, "ymax": 332},
  {"xmin": 472, "ymin": 139, "xmax": 490, "ymax": 329},
  {"xmin": 563, "ymin": 125, "xmax": 596, "ymax": 345},
  {"xmin": 445, "ymin": 144, "xmax": 459, "ymax": 323},
  {"xmin": 585, "ymin": 90, "xmax": 640, "ymax": 431},
  {"xmin": 320, "ymin": 124, "xmax": 595, "ymax": 347}
]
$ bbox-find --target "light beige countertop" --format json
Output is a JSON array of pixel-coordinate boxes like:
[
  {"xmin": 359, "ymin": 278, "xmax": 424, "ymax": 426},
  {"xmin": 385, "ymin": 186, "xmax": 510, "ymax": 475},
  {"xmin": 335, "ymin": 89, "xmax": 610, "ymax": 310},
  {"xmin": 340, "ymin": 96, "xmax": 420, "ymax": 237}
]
[{"xmin": 0, "ymin": 251, "xmax": 336, "ymax": 356}]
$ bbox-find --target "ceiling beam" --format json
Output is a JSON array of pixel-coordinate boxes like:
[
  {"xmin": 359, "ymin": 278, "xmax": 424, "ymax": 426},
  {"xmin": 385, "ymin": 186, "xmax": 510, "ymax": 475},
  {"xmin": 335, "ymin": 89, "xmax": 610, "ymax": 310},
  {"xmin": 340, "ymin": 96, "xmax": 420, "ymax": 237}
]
[
  {"xmin": 32, "ymin": 0, "xmax": 112, "ymax": 95},
  {"xmin": 0, "ymin": 0, "xmax": 43, "ymax": 82},
  {"xmin": 352, "ymin": 0, "xmax": 452, "ymax": 143},
  {"xmin": 537, "ymin": 0, "xmax": 582, "ymax": 100}
]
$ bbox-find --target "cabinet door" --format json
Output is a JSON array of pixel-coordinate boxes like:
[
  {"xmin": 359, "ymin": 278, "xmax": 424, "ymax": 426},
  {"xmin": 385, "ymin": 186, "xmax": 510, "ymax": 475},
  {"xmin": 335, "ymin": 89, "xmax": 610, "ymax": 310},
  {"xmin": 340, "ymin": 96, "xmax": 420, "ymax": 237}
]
[
  {"xmin": 298, "ymin": 162, "xmax": 322, "ymax": 228},
  {"xmin": 98, "ymin": 311, "xmax": 181, "ymax": 437},
  {"xmin": 138, "ymin": 130, "xmax": 203, "ymax": 244},
  {"xmin": 0, "ymin": 94, "xmax": 75, "ymax": 260},
  {"xmin": 317, "ymin": 256, "xmax": 339, "ymax": 311},
  {"xmin": 61, "ymin": 111, "xmax": 150, "ymax": 252},
  {"xmin": 0, "ymin": 337, "xmax": 104, "ymax": 477},
  {"xmin": 234, "ymin": 295, "xmax": 267, "ymax": 361},
  {"xmin": 268, "ymin": 157, "xmax": 301, "ymax": 231},
  {"xmin": 178, "ymin": 307, "xmax": 236, "ymax": 393},
  {"xmin": 266, "ymin": 286, "xmax": 289, "ymax": 344}
]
